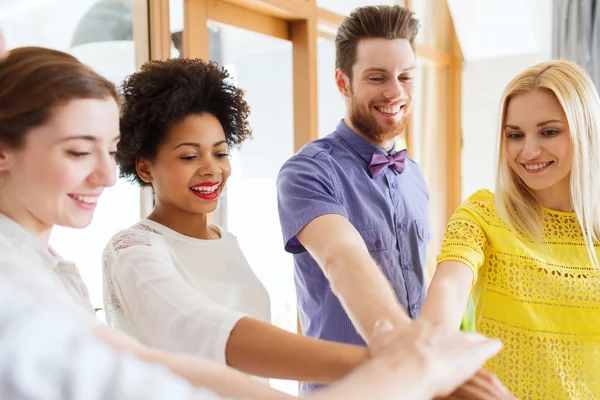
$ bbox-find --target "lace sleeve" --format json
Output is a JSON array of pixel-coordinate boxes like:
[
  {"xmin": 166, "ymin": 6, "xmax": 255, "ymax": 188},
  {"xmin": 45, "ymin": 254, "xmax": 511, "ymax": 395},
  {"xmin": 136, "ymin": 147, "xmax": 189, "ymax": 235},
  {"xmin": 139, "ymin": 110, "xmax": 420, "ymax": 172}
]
[
  {"xmin": 102, "ymin": 225, "xmax": 156, "ymax": 329},
  {"xmin": 436, "ymin": 190, "xmax": 492, "ymax": 285}
]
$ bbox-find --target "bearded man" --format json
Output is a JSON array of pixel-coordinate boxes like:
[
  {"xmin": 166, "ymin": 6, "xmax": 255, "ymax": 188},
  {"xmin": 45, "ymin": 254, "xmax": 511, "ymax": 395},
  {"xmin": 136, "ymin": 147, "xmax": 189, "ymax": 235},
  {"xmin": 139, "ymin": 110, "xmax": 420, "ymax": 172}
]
[{"xmin": 276, "ymin": 6, "xmax": 430, "ymax": 393}]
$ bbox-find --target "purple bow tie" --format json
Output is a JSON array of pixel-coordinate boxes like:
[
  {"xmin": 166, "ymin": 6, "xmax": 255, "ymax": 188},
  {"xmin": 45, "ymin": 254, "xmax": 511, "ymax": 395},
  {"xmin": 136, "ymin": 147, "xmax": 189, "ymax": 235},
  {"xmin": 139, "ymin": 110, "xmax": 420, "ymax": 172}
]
[{"xmin": 368, "ymin": 149, "xmax": 408, "ymax": 178}]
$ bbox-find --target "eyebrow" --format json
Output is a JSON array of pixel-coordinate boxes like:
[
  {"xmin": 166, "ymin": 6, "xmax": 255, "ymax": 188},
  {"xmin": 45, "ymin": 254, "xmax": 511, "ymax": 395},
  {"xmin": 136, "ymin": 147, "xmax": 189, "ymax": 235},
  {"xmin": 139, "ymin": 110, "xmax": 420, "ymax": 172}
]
[
  {"xmin": 172, "ymin": 140, "xmax": 228, "ymax": 150},
  {"xmin": 58, "ymin": 134, "xmax": 120, "ymax": 143},
  {"xmin": 504, "ymin": 119, "xmax": 565, "ymax": 130},
  {"xmin": 362, "ymin": 65, "xmax": 417, "ymax": 74}
]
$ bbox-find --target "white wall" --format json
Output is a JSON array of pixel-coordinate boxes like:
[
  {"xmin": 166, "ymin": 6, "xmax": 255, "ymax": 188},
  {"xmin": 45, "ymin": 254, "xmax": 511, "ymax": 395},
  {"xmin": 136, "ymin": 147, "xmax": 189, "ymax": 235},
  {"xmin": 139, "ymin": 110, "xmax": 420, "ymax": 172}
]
[{"xmin": 456, "ymin": 1, "xmax": 554, "ymax": 200}]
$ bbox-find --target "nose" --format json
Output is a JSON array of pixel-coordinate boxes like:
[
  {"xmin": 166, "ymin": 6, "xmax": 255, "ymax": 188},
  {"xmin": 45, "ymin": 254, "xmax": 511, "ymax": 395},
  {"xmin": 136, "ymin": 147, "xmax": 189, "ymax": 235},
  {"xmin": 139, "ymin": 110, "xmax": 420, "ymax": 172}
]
[
  {"xmin": 382, "ymin": 79, "xmax": 404, "ymax": 101},
  {"xmin": 88, "ymin": 151, "xmax": 117, "ymax": 188},
  {"xmin": 197, "ymin": 158, "xmax": 222, "ymax": 178},
  {"xmin": 520, "ymin": 135, "xmax": 543, "ymax": 160}
]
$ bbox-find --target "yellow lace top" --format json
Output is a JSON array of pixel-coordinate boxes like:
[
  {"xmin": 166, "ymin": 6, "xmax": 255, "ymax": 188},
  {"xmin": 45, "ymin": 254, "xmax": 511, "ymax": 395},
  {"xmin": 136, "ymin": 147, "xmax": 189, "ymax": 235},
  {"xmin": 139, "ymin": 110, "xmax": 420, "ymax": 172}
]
[{"xmin": 437, "ymin": 189, "xmax": 600, "ymax": 400}]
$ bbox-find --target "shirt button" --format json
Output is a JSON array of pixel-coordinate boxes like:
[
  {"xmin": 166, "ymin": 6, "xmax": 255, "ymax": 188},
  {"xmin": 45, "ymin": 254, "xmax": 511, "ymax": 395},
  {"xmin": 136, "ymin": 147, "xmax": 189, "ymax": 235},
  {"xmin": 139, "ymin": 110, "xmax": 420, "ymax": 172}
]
[
  {"xmin": 375, "ymin": 239, "xmax": 381, "ymax": 249},
  {"xmin": 405, "ymin": 264, "xmax": 411, "ymax": 271},
  {"xmin": 399, "ymin": 223, "xmax": 404, "ymax": 230},
  {"xmin": 323, "ymin": 143, "xmax": 331, "ymax": 149},
  {"xmin": 391, "ymin": 182, "xmax": 397, "ymax": 189}
]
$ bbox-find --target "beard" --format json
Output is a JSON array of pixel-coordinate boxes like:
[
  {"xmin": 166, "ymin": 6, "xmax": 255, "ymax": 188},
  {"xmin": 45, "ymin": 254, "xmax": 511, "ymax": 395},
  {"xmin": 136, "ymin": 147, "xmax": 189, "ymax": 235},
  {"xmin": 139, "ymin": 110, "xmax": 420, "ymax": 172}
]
[{"xmin": 348, "ymin": 93, "xmax": 411, "ymax": 143}]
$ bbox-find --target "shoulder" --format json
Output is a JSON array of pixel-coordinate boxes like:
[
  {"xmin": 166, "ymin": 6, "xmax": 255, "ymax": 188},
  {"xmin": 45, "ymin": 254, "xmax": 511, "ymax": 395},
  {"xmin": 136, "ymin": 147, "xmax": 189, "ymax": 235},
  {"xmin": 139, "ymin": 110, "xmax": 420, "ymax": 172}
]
[
  {"xmin": 454, "ymin": 189, "xmax": 497, "ymax": 223},
  {"xmin": 280, "ymin": 136, "xmax": 342, "ymax": 172},
  {"xmin": 465, "ymin": 189, "xmax": 495, "ymax": 210},
  {"xmin": 103, "ymin": 222, "xmax": 165, "ymax": 257}
]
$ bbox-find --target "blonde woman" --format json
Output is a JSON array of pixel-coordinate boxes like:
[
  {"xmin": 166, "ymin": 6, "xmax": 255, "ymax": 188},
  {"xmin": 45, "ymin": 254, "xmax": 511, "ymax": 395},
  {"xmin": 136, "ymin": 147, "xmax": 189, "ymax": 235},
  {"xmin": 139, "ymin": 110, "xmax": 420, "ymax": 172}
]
[{"xmin": 420, "ymin": 59, "xmax": 600, "ymax": 399}]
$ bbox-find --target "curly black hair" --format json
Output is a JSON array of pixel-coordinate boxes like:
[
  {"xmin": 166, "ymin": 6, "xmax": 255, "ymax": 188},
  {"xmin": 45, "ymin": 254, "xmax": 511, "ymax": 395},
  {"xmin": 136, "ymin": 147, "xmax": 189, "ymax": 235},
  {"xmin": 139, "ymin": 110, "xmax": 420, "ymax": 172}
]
[{"xmin": 117, "ymin": 58, "xmax": 252, "ymax": 186}]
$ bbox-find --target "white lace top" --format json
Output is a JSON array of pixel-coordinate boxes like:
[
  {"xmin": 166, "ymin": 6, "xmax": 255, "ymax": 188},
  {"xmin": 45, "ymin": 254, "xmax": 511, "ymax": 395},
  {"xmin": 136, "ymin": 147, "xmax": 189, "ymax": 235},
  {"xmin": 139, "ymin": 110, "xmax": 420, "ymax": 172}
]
[{"xmin": 102, "ymin": 219, "xmax": 271, "ymax": 364}]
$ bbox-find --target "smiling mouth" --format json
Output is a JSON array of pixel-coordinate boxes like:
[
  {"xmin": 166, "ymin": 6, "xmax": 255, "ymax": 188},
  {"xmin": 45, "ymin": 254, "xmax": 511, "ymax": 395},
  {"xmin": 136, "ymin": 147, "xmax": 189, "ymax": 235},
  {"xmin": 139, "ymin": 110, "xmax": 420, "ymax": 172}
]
[
  {"xmin": 374, "ymin": 104, "xmax": 404, "ymax": 116},
  {"xmin": 68, "ymin": 194, "xmax": 98, "ymax": 204},
  {"xmin": 190, "ymin": 183, "xmax": 220, "ymax": 194},
  {"xmin": 522, "ymin": 161, "xmax": 554, "ymax": 173}
]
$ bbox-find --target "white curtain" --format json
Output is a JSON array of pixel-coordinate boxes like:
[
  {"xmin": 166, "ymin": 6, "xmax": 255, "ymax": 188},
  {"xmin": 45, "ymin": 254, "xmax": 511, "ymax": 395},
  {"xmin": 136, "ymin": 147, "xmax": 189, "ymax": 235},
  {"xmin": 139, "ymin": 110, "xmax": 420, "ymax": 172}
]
[{"xmin": 553, "ymin": 0, "xmax": 600, "ymax": 91}]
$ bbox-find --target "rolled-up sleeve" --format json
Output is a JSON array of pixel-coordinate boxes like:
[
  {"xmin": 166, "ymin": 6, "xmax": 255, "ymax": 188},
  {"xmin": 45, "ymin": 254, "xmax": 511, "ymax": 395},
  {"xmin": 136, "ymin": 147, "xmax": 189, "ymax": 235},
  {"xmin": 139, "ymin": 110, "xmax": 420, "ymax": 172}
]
[
  {"xmin": 108, "ymin": 241, "xmax": 246, "ymax": 364},
  {"xmin": 277, "ymin": 153, "xmax": 348, "ymax": 254}
]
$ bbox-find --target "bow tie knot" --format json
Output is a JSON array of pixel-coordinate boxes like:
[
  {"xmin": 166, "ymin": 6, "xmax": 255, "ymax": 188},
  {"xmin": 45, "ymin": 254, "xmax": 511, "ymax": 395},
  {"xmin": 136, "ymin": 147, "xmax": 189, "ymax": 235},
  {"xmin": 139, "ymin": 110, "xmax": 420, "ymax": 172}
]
[{"xmin": 368, "ymin": 149, "xmax": 408, "ymax": 178}]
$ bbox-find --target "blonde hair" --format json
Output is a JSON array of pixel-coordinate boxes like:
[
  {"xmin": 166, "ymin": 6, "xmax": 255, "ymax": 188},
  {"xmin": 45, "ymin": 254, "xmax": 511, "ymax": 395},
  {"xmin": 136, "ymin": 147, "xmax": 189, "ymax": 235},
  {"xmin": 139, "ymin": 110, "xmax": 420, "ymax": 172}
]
[{"xmin": 496, "ymin": 60, "xmax": 600, "ymax": 267}]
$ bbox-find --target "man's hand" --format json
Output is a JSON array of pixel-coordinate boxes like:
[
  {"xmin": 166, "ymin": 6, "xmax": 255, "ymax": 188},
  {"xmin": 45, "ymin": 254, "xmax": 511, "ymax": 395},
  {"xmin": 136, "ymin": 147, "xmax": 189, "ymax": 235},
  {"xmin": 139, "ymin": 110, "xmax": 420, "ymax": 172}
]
[{"xmin": 368, "ymin": 320, "xmax": 508, "ymax": 399}]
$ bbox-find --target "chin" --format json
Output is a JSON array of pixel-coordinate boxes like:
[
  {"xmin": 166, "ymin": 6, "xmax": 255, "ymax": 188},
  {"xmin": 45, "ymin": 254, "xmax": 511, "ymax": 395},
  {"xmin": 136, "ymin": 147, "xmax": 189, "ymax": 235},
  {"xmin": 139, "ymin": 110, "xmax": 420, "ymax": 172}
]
[{"xmin": 59, "ymin": 215, "xmax": 95, "ymax": 229}]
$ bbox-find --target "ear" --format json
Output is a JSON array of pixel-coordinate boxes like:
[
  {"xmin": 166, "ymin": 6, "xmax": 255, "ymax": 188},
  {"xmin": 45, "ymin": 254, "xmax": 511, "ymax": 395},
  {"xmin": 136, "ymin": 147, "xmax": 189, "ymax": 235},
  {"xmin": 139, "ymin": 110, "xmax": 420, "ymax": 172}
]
[
  {"xmin": 135, "ymin": 157, "xmax": 153, "ymax": 184},
  {"xmin": 0, "ymin": 143, "xmax": 14, "ymax": 173},
  {"xmin": 335, "ymin": 68, "xmax": 352, "ymax": 99}
]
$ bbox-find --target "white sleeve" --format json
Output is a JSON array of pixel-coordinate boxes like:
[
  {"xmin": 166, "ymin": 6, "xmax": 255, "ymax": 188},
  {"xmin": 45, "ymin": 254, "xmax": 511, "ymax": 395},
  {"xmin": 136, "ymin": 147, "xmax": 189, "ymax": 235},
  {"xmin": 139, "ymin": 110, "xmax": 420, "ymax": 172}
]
[
  {"xmin": 105, "ymin": 235, "xmax": 246, "ymax": 364},
  {"xmin": 0, "ymin": 278, "xmax": 228, "ymax": 400}
]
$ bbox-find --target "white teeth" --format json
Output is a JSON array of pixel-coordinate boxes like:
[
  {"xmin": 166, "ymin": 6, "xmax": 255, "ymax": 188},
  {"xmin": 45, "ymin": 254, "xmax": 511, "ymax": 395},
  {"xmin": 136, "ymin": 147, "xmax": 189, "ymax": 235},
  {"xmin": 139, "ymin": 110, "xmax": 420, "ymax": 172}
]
[
  {"xmin": 71, "ymin": 195, "xmax": 98, "ymax": 204},
  {"xmin": 377, "ymin": 105, "xmax": 401, "ymax": 114},
  {"xmin": 524, "ymin": 162, "xmax": 551, "ymax": 170},
  {"xmin": 191, "ymin": 184, "xmax": 220, "ymax": 193}
]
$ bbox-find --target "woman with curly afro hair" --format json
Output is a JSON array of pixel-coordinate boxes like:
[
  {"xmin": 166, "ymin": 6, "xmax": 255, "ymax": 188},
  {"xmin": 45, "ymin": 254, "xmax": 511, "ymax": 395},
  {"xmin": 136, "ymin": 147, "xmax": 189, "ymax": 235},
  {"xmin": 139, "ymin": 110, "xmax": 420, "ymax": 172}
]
[{"xmin": 101, "ymin": 57, "xmax": 369, "ymax": 387}]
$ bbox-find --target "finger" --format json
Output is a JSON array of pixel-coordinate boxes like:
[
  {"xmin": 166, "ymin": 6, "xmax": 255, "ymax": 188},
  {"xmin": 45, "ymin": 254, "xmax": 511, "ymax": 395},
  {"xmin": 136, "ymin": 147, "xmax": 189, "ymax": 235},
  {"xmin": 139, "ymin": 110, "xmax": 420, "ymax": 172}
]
[
  {"xmin": 461, "ymin": 331, "xmax": 490, "ymax": 343},
  {"xmin": 452, "ymin": 382, "xmax": 498, "ymax": 400},
  {"xmin": 474, "ymin": 371, "xmax": 517, "ymax": 400},
  {"xmin": 472, "ymin": 338, "xmax": 503, "ymax": 359},
  {"xmin": 467, "ymin": 374, "xmax": 512, "ymax": 399}
]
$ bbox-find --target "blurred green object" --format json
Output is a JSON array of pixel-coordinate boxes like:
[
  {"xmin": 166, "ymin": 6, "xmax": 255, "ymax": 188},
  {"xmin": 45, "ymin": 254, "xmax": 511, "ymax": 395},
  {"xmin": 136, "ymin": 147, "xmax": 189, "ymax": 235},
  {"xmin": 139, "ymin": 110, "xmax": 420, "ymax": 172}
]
[{"xmin": 459, "ymin": 296, "xmax": 476, "ymax": 332}]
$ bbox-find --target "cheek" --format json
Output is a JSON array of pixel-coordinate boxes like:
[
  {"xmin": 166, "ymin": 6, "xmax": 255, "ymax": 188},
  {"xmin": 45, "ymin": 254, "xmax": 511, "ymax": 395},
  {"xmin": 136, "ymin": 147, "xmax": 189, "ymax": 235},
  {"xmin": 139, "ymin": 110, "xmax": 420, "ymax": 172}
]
[
  {"xmin": 156, "ymin": 163, "xmax": 192, "ymax": 190},
  {"xmin": 25, "ymin": 156, "xmax": 83, "ymax": 194},
  {"xmin": 504, "ymin": 141, "xmax": 520, "ymax": 163},
  {"xmin": 220, "ymin": 159, "xmax": 232, "ymax": 181}
]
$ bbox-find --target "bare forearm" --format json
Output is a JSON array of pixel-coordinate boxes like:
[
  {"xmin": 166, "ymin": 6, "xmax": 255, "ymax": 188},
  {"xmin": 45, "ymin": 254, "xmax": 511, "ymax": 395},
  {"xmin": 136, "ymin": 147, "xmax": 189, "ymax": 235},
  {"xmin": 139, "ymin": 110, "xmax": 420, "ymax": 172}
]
[
  {"xmin": 297, "ymin": 214, "xmax": 411, "ymax": 343},
  {"xmin": 137, "ymin": 348, "xmax": 289, "ymax": 400},
  {"xmin": 420, "ymin": 261, "xmax": 473, "ymax": 329},
  {"xmin": 324, "ymin": 246, "xmax": 412, "ymax": 341},
  {"xmin": 93, "ymin": 326, "xmax": 290, "ymax": 400},
  {"xmin": 226, "ymin": 317, "xmax": 368, "ymax": 383}
]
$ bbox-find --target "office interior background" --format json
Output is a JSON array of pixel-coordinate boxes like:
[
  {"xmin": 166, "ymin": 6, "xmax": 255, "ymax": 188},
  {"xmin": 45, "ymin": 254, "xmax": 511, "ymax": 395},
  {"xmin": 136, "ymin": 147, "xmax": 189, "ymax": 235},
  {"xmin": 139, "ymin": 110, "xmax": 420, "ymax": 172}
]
[{"xmin": 1, "ymin": 0, "xmax": 598, "ymax": 395}]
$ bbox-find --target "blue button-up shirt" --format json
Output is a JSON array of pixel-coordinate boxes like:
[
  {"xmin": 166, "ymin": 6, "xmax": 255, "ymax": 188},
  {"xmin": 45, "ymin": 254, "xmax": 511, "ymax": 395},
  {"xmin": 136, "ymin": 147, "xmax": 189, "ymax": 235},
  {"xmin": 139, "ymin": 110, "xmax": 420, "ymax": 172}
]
[{"xmin": 277, "ymin": 121, "xmax": 430, "ymax": 391}]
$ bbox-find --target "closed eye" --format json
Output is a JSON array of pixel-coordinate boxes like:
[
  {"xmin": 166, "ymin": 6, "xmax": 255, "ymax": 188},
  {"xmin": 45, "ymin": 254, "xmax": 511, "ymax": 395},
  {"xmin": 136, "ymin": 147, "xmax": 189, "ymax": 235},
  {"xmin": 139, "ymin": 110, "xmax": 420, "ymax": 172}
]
[
  {"xmin": 180, "ymin": 155, "xmax": 198, "ymax": 161},
  {"xmin": 67, "ymin": 151, "xmax": 91, "ymax": 158},
  {"xmin": 506, "ymin": 132, "xmax": 523, "ymax": 140},
  {"xmin": 542, "ymin": 129, "xmax": 559, "ymax": 137}
]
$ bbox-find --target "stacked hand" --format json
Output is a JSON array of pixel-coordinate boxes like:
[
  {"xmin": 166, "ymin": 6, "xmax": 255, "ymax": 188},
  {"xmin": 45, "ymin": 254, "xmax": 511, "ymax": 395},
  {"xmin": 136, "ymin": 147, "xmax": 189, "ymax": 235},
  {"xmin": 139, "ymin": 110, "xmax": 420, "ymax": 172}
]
[{"xmin": 367, "ymin": 320, "xmax": 516, "ymax": 400}]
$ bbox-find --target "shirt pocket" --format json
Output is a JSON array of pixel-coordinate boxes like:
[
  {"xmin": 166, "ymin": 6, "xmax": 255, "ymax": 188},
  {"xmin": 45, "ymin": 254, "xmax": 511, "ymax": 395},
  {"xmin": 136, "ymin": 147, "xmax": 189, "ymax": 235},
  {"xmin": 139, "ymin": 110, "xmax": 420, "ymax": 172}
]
[
  {"xmin": 414, "ymin": 220, "xmax": 431, "ymax": 244},
  {"xmin": 357, "ymin": 227, "xmax": 392, "ymax": 252}
]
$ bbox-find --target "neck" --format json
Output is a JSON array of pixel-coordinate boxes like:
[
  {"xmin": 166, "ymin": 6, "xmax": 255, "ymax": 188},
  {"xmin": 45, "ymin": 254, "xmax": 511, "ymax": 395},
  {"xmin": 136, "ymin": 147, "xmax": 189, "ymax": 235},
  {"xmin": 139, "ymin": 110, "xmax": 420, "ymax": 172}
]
[
  {"xmin": 0, "ymin": 200, "xmax": 53, "ymax": 245},
  {"xmin": 532, "ymin": 180, "xmax": 572, "ymax": 212},
  {"xmin": 343, "ymin": 117, "xmax": 396, "ymax": 153},
  {"xmin": 148, "ymin": 202, "xmax": 213, "ymax": 240}
]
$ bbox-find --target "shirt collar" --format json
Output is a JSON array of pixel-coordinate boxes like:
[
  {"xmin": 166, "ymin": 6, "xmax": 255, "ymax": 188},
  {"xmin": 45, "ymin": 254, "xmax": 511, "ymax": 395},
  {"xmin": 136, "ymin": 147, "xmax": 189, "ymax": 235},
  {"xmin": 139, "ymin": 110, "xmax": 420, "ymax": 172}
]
[
  {"xmin": 0, "ymin": 213, "xmax": 60, "ymax": 270},
  {"xmin": 334, "ymin": 120, "xmax": 400, "ymax": 164}
]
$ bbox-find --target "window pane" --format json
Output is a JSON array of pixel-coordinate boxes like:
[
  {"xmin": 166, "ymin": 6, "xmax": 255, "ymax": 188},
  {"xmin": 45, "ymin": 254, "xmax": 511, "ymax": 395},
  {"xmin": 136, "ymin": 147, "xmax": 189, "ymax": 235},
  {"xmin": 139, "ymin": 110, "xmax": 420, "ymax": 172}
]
[
  {"xmin": 318, "ymin": 37, "xmax": 345, "ymax": 137},
  {"xmin": 412, "ymin": 0, "xmax": 450, "ymax": 51},
  {"xmin": 209, "ymin": 22, "xmax": 297, "ymax": 396},
  {"xmin": 1, "ymin": 0, "xmax": 141, "ymax": 317},
  {"xmin": 411, "ymin": 58, "xmax": 449, "ymax": 275}
]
